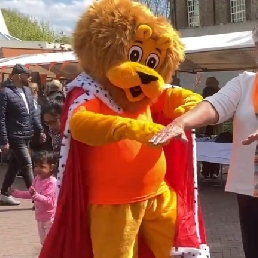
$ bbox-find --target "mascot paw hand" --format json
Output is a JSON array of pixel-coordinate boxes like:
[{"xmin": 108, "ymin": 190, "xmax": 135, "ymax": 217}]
[{"xmin": 126, "ymin": 120, "xmax": 165, "ymax": 144}]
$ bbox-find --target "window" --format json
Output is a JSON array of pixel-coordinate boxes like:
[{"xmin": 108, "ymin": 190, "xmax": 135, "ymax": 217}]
[
  {"xmin": 187, "ymin": 0, "xmax": 200, "ymax": 27},
  {"xmin": 230, "ymin": 0, "xmax": 246, "ymax": 23}
]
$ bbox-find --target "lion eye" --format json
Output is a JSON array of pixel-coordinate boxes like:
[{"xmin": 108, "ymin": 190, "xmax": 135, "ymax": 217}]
[
  {"xmin": 129, "ymin": 46, "xmax": 143, "ymax": 62},
  {"xmin": 146, "ymin": 53, "xmax": 160, "ymax": 69}
]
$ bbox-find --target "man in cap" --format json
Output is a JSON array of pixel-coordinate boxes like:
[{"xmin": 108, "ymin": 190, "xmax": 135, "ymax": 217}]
[{"xmin": 0, "ymin": 64, "xmax": 45, "ymax": 205}]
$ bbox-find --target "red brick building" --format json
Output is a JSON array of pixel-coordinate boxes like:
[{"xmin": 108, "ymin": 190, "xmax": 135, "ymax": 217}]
[{"xmin": 171, "ymin": 0, "xmax": 258, "ymax": 37}]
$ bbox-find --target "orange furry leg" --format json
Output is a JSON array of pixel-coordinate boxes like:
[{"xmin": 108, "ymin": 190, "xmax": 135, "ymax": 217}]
[
  {"xmin": 141, "ymin": 189, "xmax": 177, "ymax": 258},
  {"xmin": 88, "ymin": 202, "xmax": 146, "ymax": 258}
]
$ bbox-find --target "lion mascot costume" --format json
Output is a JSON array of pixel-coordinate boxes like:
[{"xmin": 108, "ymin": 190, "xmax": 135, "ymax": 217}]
[{"xmin": 39, "ymin": 0, "xmax": 210, "ymax": 257}]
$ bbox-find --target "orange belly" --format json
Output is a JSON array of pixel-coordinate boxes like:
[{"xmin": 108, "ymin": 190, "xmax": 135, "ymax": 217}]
[{"xmin": 83, "ymin": 139, "xmax": 167, "ymax": 204}]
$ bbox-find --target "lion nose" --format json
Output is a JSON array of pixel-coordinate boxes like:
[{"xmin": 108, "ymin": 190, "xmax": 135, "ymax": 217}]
[{"xmin": 136, "ymin": 71, "xmax": 158, "ymax": 85}]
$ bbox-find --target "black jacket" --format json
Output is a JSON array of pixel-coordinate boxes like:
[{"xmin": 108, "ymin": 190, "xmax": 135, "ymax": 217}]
[
  {"xmin": 30, "ymin": 101, "xmax": 53, "ymax": 152},
  {"xmin": 0, "ymin": 84, "xmax": 43, "ymax": 145},
  {"xmin": 202, "ymin": 86, "xmax": 220, "ymax": 98}
]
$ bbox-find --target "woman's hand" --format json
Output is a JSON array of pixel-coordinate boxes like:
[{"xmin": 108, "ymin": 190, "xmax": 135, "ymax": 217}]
[
  {"xmin": 242, "ymin": 130, "xmax": 258, "ymax": 145},
  {"xmin": 149, "ymin": 120, "xmax": 188, "ymax": 146}
]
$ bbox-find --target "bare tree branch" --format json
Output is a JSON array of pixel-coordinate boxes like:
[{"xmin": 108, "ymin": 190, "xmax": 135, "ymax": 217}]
[{"xmin": 135, "ymin": 0, "xmax": 170, "ymax": 18}]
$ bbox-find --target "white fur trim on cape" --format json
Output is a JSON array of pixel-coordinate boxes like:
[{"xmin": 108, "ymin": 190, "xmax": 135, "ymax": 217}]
[
  {"xmin": 172, "ymin": 244, "xmax": 210, "ymax": 258},
  {"xmin": 56, "ymin": 73, "xmax": 210, "ymax": 258},
  {"xmin": 172, "ymin": 131, "xmax": 210, "ymax": 258},
  {"xmin": 56, "ymin": 73, "xmax": 122, "ymax": 198}
]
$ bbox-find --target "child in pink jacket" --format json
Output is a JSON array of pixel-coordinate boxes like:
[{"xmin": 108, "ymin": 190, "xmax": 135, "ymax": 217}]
[{"xmin": 9, "ymin": 151, "xmax": 57, "ymax": 245}]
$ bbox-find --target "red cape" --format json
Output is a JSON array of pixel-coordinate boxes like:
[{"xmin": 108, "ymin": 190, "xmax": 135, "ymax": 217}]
[{"xmin": 39, "ymin": 87, "xmax": 207, "ymax": 258}]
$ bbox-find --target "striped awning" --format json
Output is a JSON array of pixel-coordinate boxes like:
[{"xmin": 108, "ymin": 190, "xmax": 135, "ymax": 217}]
[{"xmin": 0, "ymin": 51, "xmax": 80, "ymax": 78}]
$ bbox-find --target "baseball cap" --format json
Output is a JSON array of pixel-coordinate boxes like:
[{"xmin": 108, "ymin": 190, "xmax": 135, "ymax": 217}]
[{"xmin": 11, "ymin": 64, "xmax": 31, "ymax": 75}]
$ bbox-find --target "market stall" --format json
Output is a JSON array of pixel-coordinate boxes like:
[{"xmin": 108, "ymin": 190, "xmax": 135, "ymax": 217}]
[
  {"xmin": 180, "ymin": 30, "xmax": 255, "ymax": 72},
  {"xmin": 0, "ymin": 51, "xmax": 79, "ymax": 80},
  {"xmin": 180, "ymin": 31, "xmax": 255, "ymax": 185}
]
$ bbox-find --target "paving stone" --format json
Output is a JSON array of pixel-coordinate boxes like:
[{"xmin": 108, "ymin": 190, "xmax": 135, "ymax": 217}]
[
  {"xmin": 200, "ymin": 182, "xmax": 244, "ymax": 258},
  {"xmin": 0, "ymin": 165, "xmax": 245, "ymax": 257}
]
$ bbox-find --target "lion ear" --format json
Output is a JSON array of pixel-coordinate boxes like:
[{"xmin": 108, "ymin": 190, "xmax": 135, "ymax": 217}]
[
  {"xmin": 136, "ymin": 25, "xmax": 152, "ymax": 40},
  {"xmin": 157, "ymin": 34, "xmax": 172, "ymax": 49}
]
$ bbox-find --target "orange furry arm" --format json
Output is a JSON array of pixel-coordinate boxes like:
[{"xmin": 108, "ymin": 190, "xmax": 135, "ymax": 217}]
[
  {"xmin": 69, "ymin": 102, "xmax": 164, "ymax": 146},
  {"xmin": 154, "ymin": 86, "xmax": 203, "ymax": 119}
]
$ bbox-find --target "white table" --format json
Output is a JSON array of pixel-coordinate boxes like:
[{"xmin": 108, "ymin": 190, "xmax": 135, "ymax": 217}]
[
  {"xmin": 196, "ymin": 141, "xmax": 232, "ymax": 185},
  {"xmin": 196, "ymin": 141, "xmax": 232, "ymax": 165}
]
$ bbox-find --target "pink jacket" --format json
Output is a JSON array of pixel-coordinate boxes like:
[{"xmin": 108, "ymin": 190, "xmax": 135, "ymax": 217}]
[{"xmin": 12, "ymin": 176, "xmax": 57, "ymax": 222}]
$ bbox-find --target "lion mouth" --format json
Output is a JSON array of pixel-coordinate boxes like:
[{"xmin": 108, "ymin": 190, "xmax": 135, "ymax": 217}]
[{"xmin": 129, "ymin": 86, "xmax": 143, "ymax": 97}]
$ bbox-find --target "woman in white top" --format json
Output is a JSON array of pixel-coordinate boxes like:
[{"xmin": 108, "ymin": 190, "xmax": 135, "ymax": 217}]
[{"xmin": 150, "ymin": 28, "xmax": 258, "ymax": 258}]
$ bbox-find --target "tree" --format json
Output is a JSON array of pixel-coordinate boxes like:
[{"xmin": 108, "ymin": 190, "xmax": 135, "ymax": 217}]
[
  {"xmin": 58, "ymin": 31, "xmax": 73, "ymax": 45},
  {"xmin": 135, "ymin": 0, "xmax": 171, "ymax": 17},
  {"xmin": 60, "ymin": 35, "xmax": 73, "ymax": 45},
  {"xmin": 2, "ymin": 9, "xmax": 58, "ymax": 42}
]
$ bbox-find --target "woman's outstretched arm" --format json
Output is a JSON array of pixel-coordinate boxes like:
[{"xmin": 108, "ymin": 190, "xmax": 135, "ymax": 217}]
[{"xmin": 150, "ymin": 72, "xmax": 246, "ymax": 145}]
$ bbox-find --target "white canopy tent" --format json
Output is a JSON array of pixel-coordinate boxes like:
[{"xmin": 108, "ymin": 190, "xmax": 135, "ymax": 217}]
[
  {"xmin": 180, "ymin": 30, "xmax": 256, "ymax": 72},
  {"xmin": 0, "ymin": 30, "xmax": 256, "ymax": 76},
  {"xmin": 0, "ymin": 51, "xmax": 79, "ymax": 78}
]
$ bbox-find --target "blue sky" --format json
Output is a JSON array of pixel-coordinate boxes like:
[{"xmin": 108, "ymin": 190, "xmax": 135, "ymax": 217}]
[{"xmin": 1, "ymin": 0, "xmax": 94, "ymax": 34}]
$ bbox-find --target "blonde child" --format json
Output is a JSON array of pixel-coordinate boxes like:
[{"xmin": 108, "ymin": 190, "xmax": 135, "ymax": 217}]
[{"xmin": 9, "ymin": 151, "xmax": 57, "ymax": 245}]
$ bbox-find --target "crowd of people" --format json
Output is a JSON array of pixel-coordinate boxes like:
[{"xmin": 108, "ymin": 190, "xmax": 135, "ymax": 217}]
[{"xmin": 0, "ymin": 64, "xmax": 65, "ymax": 245}]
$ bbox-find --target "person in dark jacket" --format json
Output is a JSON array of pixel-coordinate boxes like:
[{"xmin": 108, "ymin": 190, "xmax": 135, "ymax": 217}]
[
  {"xmin": 202, "ymin": 77, "xmax": 220, "ymax": 99},
  {"xmin": 202, "ymin": 77, "xmax": 220, "ymax": 178},
  {"xmin": 0, "ymin": 64, "xmax": 45, "ymax": 205},
  {"xmin": 29, "ymin": 82, "xmax": 53, "ymax": 157}
]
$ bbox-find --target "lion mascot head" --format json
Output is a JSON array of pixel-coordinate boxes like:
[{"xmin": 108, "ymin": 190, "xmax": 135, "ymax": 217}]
[{"xmin": 73, "ymin": 0, "xmax": 185, "ymax": 112}]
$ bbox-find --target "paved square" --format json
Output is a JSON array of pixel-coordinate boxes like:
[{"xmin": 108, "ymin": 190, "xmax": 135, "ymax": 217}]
[
  {"xmin": 200, "ymin": 183, "xmax": 244, "ymax": 258},
  {"xmin": 0, "ymin": 165, "xmax": 244, "ymax": 257}
]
